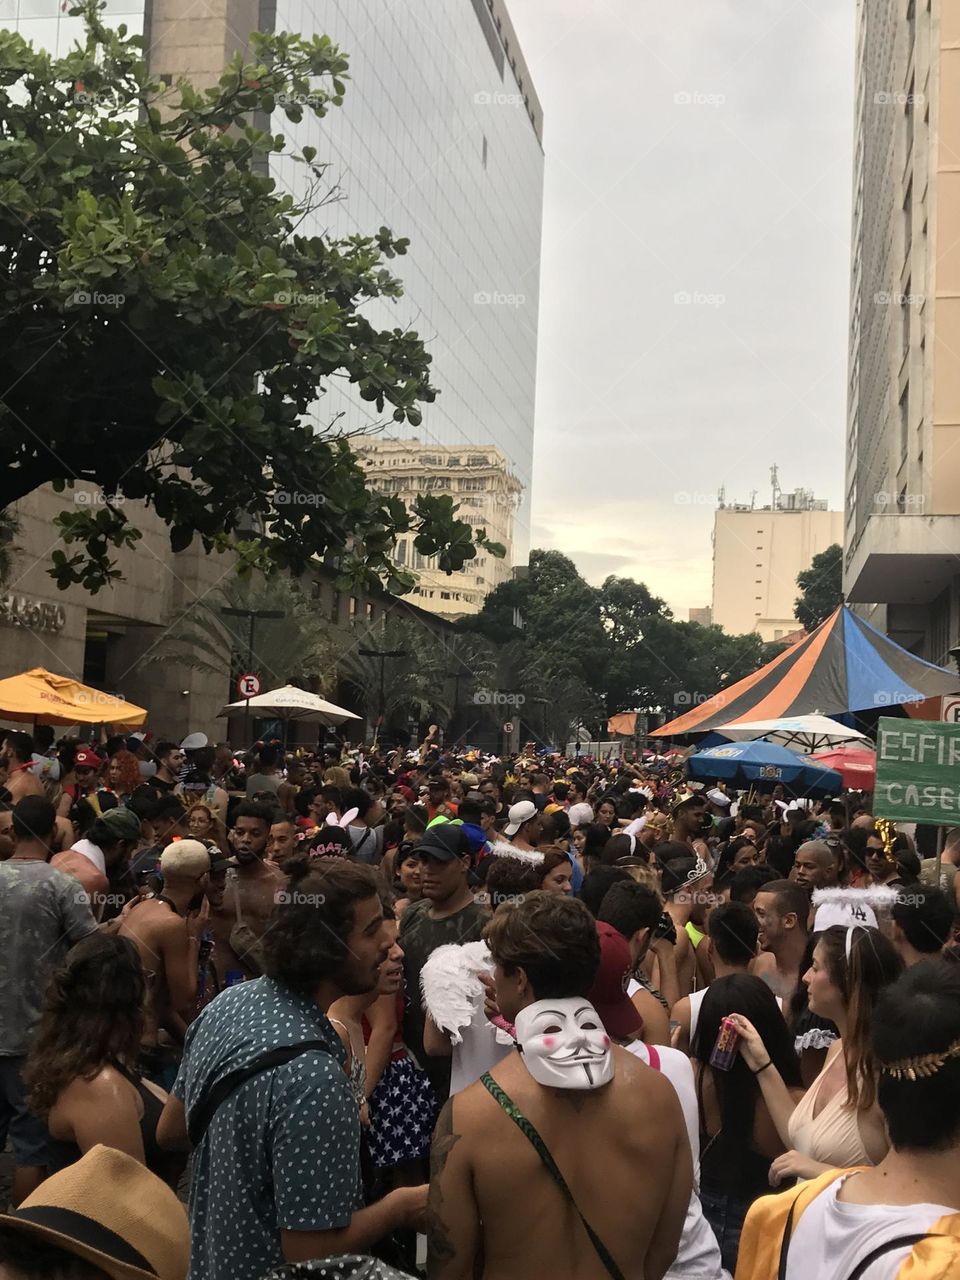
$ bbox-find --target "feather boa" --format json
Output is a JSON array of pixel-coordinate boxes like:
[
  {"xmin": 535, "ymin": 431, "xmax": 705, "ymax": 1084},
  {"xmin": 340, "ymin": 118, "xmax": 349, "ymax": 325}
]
[
  {"xmin": 420, "ymin": 941, "xmax": 494, "ymax": 1045},
  {"xmin": 487, "ymin": 840, "xmax": 545, "ymax": 866},
  {"xmin": 811, "ymin": 886, "xmax": 900, "ymax": 911}
]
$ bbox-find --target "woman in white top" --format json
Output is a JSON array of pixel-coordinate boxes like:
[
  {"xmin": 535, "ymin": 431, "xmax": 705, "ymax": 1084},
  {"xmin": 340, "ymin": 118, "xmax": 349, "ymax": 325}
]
[{"xmin": 728, "ymin": 923, "xmax": 903, "ymax": 1186}]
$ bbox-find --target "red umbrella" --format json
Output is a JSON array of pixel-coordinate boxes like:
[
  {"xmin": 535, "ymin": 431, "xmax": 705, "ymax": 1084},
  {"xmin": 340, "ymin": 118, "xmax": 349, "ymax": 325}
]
[{"xmin": 810, "ymin": 747, "xmax": 876, "ymax": 790}]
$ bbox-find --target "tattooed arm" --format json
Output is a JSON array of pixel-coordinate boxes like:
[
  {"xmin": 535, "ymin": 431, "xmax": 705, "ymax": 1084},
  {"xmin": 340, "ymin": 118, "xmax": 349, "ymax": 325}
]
[{"xmin": 427, "ymin": 1097, "xmax": 480, "ymax": 1280}]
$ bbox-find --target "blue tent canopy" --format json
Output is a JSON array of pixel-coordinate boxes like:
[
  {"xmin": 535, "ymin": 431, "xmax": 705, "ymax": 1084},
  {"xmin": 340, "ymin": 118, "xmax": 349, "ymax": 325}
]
[{"xmin": 687, "ymin": 739, "xmax": 843, "ymax": 797}]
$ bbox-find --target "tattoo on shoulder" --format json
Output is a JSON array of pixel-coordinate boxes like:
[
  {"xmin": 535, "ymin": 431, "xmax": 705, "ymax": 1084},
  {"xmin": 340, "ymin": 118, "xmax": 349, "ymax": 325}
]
[
  {"xmin": 427, "ymin": 1098, "xmax": 463, "ymax": 1266},
  {"xmin": 430, "ymin": 1098, "xmax": 461, "ymax": 1178}
]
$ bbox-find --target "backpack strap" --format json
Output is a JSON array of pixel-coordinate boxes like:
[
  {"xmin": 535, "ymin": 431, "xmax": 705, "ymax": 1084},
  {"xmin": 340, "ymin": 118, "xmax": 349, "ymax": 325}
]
[
  {"xmin": 845, "ymin": 1234, "xmax": 936, "ymax": 1280},
  {"xmin": 479, "ymin": 1073, "xmax": 625, "ymax": 1280},
  {"xmin": 188, "ymin": 1041, "xmax": 331, "ymax": 1146}
]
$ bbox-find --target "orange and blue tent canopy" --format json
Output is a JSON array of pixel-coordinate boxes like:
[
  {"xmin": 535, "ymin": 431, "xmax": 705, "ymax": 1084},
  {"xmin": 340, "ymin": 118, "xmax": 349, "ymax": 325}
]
[
  {"xmin": 652, "ymin": 606, "xmax": 960, "ymax": 737},
  {"xmin": 0, "ymin": 667, "xmax": 147, "ymax": 726}
]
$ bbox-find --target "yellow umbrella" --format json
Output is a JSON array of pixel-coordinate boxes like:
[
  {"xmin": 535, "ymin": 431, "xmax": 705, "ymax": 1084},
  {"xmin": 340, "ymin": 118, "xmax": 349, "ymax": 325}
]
[{"xmin": 0, "ymin": 667, "xmax": 147, "ymax": 726}]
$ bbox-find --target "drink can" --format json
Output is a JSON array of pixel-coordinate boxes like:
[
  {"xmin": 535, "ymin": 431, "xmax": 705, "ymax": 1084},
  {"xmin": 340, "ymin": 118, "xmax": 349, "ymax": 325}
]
[{"xmin": 709, "ymin": 1016, "xmax": 740, "ymax": 1072}]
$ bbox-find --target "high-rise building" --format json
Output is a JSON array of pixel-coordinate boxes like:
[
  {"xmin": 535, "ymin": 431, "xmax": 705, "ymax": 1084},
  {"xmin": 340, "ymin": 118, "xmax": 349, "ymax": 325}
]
[
  {"xmin": 0, "ymin": 0, "xmax": 543, "ymax": 731},
  {"xmin": 271, "ymin": 0, "xmax": 543, "ymax": 558},
  {"xmin": 844, "ymin": 0, "xmax": 960, "ymax": 663},
  {"xmin": 356, "ymin": 439, "xmax": 521, "ymax": 618},
  {"xmin": 712, "ymin": 491, "xmax": 842, "ymax": 643}
]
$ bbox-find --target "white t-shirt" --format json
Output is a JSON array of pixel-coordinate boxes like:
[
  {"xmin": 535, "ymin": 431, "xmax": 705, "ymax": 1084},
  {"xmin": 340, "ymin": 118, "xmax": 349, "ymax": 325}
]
[
  {"xmin": 69, "ymin": 838, "xmax": 106, "ymax": 876},
  {"xmin": 624, "ymin": 1040, "xmax": 726, "ymax": 1280},
  {"xmin": 449, "ymin": 1005, "xmax": 513, "ymax": 1095},
  {"xmin": 785, "ymin": 1175, "xmax": 956, "ymax": 1280}
]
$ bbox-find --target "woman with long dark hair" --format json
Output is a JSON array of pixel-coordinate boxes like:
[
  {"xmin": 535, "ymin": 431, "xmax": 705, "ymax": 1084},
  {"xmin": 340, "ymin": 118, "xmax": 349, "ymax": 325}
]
[
  {"xmin": 23, "ymin": 933, "xmax": 183, "ymax": 1187},
  {"xmin": 729, "ymin": 923, "xmax": 903, "ymax": 1186},
  {"xmin": 692, "ymin": 974, "xmax": 804, "ymax": 1272}
]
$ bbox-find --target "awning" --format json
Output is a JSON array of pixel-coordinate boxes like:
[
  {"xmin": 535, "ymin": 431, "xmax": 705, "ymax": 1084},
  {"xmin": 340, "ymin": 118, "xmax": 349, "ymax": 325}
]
[{"xmin": 652, "ymin": 606, "xmax": 960, "ymax": 737}]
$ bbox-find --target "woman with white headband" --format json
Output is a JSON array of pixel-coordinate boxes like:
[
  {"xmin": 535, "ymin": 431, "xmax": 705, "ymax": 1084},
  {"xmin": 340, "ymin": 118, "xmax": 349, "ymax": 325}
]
[{"xmin": 727, "ymin": 921, "xmax": 903, "ymax": 1185}]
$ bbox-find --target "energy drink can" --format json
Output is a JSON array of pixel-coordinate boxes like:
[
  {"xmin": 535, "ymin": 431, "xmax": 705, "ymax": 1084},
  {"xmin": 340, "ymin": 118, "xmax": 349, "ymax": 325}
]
[{"xmin": 709, "ymin": 1017, "xmax": 740, "ymax": 1072}]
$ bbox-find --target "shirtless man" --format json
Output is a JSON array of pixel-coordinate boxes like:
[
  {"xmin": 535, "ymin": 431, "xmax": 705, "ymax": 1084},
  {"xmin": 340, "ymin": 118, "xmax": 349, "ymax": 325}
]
[
  {"xmin": 750, "ymin": 878, "xmax": 811, "ymax": 1001},
  {"xmin": 427, "ymin": 892, "xmax": 691, "ymax": 1280},
  {"xmin": 0, "ymin": 732, "xmax": 43, "ymax": 803},
  {"xmin": 118, "ymin": 839, "xmax": 210, "ymax": 1055},
  {"xmin": 211, "ymin": 800, "xmax": 284, "ymax": 983}
]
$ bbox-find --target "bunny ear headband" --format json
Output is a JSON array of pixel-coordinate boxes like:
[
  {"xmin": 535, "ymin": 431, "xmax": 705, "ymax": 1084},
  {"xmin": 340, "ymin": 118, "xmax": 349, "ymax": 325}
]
[{"xmin": 325, "ymin": 808, "xmax": 359, "ymax": 828}]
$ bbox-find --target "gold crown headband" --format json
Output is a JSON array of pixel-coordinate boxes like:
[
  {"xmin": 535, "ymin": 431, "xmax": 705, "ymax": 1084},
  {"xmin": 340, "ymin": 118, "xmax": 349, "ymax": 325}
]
[{"xmin": 881, "ymin": 1036, "xmax": 960, "ymax": 1081}]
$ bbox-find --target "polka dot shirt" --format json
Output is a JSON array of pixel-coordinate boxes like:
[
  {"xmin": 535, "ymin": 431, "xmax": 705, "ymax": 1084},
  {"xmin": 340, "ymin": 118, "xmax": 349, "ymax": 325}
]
[{"xmin": 174, "ymin": 977, "xmax": 362, "ymax": 1280}]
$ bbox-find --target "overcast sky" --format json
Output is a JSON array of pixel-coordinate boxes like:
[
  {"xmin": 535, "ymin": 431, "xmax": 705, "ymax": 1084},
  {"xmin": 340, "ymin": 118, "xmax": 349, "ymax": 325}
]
[{"xmin": 507, "ymin": 0, "xmax": 856, "ymax": 616}]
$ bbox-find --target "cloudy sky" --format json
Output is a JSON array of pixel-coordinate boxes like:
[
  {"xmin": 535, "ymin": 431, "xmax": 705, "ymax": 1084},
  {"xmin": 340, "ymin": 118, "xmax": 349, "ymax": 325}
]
[{"xmin": 507, "ymin": 0, "xmax": 856, "ymax": 616}]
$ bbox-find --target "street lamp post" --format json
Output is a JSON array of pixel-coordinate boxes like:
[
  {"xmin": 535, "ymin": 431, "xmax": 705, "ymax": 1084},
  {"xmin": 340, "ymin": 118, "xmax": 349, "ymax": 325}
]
[
  {"xmin": 221, "ymin": 607, "xmax": 284, "ymax": 747},
  {"xmin": 358, "ymin": 648, "xmax": 409, "ymax": 747}
]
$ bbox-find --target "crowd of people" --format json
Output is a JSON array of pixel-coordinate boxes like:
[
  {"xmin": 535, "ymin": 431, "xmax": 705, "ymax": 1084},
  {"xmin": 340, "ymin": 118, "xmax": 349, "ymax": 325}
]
[{"xmin": 1, "ymin": 723, "xmax": 960, "ymax": 1279}]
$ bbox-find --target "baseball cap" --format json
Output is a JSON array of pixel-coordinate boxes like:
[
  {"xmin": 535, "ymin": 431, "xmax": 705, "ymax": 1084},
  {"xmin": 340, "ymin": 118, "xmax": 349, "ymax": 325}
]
[
  {"xmin": 180, "ymin": 732, "xmax": 208, "ymax": 751},
  {"xmin": 567, "ymin": 802, "xmax": 595, "ymax": 829},
  {"xmin": 417, "ymin": 823, "xmax": 473, "ymax": 862},
  {"xmin": 73, "ymin": 747, "xmax": 101, "ymax": 770},
  {"xmin": 98, "ymin": 807, "xmax": 141, "ymax": 842},
  {"xmin": 589, "ymin": 922, "xmax": 643, "ymax": 1039},
  {"xmin": 504, "ymin": 800, "xmax": 537, "ymax": 837}
]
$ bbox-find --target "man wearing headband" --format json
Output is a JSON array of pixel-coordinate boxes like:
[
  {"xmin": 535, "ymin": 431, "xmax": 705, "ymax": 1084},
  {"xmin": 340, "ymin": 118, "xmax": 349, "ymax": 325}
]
[
  {"xmin": 426, "ymin": 892, "xmax": 691, "ymax": 1280},
  {"xmin": 738, "ymin": 960, "xmax": 960, "ymax": 1279}
]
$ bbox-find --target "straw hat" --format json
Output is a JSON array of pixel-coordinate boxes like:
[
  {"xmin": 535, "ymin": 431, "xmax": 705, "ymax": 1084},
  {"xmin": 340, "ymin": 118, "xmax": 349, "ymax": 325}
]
[{"xmin": 0, "ymin": 1145, "xmax": 190, "ymax": 1280}]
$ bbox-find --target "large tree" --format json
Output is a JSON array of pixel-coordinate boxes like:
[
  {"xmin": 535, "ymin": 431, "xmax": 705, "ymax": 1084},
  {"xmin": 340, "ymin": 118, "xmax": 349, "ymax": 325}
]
[
  {"xmin": 795, "ymin": 543, "xmax": 843, "ymax": 632},
  {"xmin": 0, "ymin": 5, "xmax": 500, "ymax": 594}
]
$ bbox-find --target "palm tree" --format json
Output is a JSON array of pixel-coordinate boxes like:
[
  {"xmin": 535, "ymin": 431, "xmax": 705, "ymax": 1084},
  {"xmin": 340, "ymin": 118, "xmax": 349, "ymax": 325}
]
[
  {"xmin": 136, "ymin": 571, "xmax": 339, "ymax": 693},
  {"xmin": 0, "ymin": 511, "xmax": 18, "ymax": 586}
]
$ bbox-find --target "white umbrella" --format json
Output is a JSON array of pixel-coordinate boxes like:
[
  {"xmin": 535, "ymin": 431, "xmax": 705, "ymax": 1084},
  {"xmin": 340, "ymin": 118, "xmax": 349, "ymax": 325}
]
[
  {"xmin": 218, "ymin": 684, "xmax": 361, "ymax": 726},
  {"xmin": 711, "ymin": 714, "xmax": 871, "ymax": 754}
]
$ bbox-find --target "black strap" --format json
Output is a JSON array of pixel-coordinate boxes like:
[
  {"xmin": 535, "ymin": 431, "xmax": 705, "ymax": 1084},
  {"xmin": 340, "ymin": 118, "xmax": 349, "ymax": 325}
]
[
  {"xmin": 777, "ymin": 1192, "xmax": 801, "ymax": 1280},
  {"xmin": 845, "ymin": 1233, "xmax": 937, "ymax": 1280},
  {"xmin": 479, "ymin": 1073, "xmax": 625, "ymax": 1280},
  {"xmin": 12, "ymin": 1207, "xmax": 157, "ymax": 1275},
  {"xmin": 188, "ymin": 1041, "xmax": 330, "ymax": 1146}
]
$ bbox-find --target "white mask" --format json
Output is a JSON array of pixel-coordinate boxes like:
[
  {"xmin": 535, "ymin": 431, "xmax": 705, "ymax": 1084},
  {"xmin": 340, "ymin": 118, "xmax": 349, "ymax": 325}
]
[{"xmin": 514, "ymin": 997, "xmax": 614, "ymax": 1090}]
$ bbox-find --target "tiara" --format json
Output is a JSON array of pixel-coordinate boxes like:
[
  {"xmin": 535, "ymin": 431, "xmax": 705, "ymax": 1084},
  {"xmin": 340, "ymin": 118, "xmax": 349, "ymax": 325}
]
[{"xmin": 880, "ymin": 1036, "xmax": 960, "ymax": 1081}]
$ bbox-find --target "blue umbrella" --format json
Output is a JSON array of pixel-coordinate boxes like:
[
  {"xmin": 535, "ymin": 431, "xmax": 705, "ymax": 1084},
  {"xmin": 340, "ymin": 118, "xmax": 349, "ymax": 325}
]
[{"xmin": 687, "ymin": 738, "xmax": 843, "ymax": 797}]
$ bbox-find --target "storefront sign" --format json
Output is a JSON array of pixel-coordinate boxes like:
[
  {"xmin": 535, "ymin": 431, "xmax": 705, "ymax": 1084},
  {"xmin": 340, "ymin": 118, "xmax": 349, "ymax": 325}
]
[
  {"xmin": 874, "ymin": 716, "xmax": 960, "ymax": 824},
  {"xmin": 0, "ymin": 594, "xmax": 67, "ymax": 633}
]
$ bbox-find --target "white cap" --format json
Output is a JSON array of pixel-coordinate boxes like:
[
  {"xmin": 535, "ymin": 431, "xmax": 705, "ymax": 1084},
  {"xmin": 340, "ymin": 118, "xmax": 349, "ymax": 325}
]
[
  {"xmin": 180, "ymin": 732, "xmax": 208, "ymax": 751},
  {"xmin": 504, "ymin": 800, "xmax": 538, "ymax": 837},
  {"xmin": 567, "ymin": 802, "xmax": 595, "ymax": 829},
  {"xmin": 706, "ymin": 787, "xmax": 731, "ymax": 807}
]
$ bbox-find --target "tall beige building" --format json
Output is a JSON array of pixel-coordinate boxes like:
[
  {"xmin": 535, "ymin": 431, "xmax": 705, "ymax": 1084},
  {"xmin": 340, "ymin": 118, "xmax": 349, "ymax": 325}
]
[
  {"xmin": 844, "ymin": 0, "xmax": 960, "ymax": 664},
  {"xmin": 712, "ymin": 493, "xmax": 843, "ymax": 642},
  {"xmin": 355, "ymin": 439, "xmax": 522, "ymax": 618}
]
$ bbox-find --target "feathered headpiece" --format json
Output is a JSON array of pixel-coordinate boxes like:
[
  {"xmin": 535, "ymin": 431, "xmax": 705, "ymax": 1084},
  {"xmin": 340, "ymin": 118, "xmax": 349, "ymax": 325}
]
[{"xmin": 420, "ymin": 941, "xmax": 494, "ymax": 1044}]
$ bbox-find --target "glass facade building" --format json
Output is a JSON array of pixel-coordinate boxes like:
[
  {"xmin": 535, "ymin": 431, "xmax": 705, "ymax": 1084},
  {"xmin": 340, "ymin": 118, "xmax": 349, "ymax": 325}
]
[{"xmin": 271, "ymin": 0, "xmax": 544, "ymax": 555}]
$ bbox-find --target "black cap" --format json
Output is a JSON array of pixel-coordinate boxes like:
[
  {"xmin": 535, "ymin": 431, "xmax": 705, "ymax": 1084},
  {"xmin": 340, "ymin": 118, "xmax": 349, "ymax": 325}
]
[{"xmin": 417, "ymin": 823, "xmax": 472, "ymax": 862}]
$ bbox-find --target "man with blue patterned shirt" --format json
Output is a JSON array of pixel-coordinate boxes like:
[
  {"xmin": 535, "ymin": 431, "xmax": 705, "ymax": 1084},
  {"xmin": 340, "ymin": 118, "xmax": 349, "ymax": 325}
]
[{"xmin": 157, "ymin": 861, "xmax": 426, "ymax": 1280}]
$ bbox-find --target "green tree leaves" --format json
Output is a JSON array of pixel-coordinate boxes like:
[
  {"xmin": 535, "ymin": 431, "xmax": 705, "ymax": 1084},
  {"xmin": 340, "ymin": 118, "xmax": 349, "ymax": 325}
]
[
  {"xmin": 795, "ymin": 543, "xmax": 843, "ymax": 632},
  {"xmin": 0, "ymin": 3, "xmax": 494, "ymax": 596}
]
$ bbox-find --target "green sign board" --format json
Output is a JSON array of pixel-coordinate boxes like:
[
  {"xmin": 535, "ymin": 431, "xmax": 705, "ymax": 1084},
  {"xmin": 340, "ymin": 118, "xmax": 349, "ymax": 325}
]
[{"xmin": 874, "ymin": 716, "xmax": 960, "ymax": 825}]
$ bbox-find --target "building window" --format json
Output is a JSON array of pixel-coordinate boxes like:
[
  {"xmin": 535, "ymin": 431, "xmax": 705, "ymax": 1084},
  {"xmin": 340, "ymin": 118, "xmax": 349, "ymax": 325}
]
[
  {"xmin": 395, "ymin": 539, "xmax": 406, "ymax": 566},
  {"xmin": 899, "ymin": 385, "xmax": 909, "ymax": 460},
  {"xmin": 482, "ymin": 134, "xmax": 488, "ymax": 168},
  {"xmin": 349, "ymin": 597, "xmax": 358, "ymax": 618},
  {"xmin": 330, "ymin": 592, "xmax": 340, "ymax": 622},
  {"xmin": 366, "ymin": 602, "xmax": 374, "ymax": 619}
]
